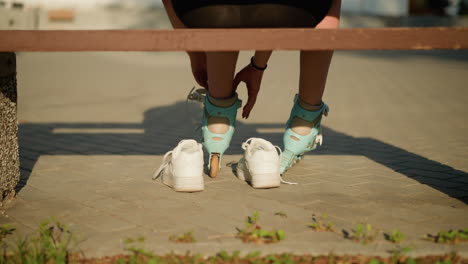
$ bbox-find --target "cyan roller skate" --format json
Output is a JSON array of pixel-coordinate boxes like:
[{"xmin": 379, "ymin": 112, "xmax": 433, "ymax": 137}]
[
  {"xmin": 187, "ymin": 87, "xmax": 243, "ymax": 178},
  {"xmin": 202, "ymin": 94, "xmax": 241, "ymax": 177},
  {"xmin": 280, "ymin": 95, "xmax": 329, "ymax": 175}
]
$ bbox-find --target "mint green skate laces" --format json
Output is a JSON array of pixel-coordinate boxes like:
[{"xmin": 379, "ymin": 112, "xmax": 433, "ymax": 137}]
[{"xmin": 280, "ymin": 96, "xmax": 329, "ymax": 175}]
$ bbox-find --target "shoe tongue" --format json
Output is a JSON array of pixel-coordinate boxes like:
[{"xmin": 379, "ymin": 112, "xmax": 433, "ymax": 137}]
[
  {"xmin": 251, "ymin": 139, "xmax": 273, "ymax": 152},
  {"xmin": 177, "ymin": 140, "xmax": 198, "ymax": 154}
]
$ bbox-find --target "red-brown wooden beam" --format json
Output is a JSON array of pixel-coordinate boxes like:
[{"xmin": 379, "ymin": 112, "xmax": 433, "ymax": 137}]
[{"xmin": 1, "ymin": 27, "xmax": 468, "ymax": 52}]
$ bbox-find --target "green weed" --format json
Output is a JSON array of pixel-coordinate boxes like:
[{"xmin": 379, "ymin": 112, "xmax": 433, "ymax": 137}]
[
  {"xmin": 434, "ymin": 252, "xmax": 462, "ymax": 264},
  {"xmin": 0, "ymin": 224, "xmax": 15, "ymax": 263},
  {"xmin": 0, "ymin": 218, "xmax": 78, "ymax": 264},
  {"xmin": 367, "ymin": 259, "xmax": 384, "ymax": 264},
  {"xmin": 427, "ymin": 229, "xmax": 468, "ymax": 244},
  {"xmin": 308, "ymin": 213, "xmax": 335, "ymax": 232},
  {"xmin": 0, "ymin": 225, "xmax": 15, "ymax": 243},
  {"xmin": 116, "ymin": 236, "xmax": 158, "ymax": 264},
  {"xmin": 386, "ymin": 229, "xmax": 405, "ymax": 244},
  {"xmin": 236, "ymin": 211, "xmax": 285, "ymax": 244},
  {"xmin": 215, "ymin": 250, "xmax": 241, "ymax": 262},
  {"xmin": 435, "ymin": 260, "xmax": 453, "ymax": 264},
  {"xmin": 349, "ymin": 223, "xmax": 378, "ymax": 245},
  {"xmin": 169, "ymin": 231, "xmax": 196, "ymax": 243},
  {"xmin": 388, "ymin": 246, "xmax": 414, "ymax": 264}
]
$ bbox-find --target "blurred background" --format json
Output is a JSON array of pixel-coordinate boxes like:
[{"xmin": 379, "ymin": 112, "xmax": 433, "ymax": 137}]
[{"xmin": 1, "ymin": 0, "xmax": 468, "ymax": 30}]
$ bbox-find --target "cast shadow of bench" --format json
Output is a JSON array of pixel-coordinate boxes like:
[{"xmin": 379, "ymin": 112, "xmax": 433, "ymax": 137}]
[{"xmin": 17, "ymin": 101, "xmax": 467, "ymax": 203}]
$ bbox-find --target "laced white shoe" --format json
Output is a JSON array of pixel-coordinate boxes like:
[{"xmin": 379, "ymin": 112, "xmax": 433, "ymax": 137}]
[
  {"xmin": 152, "ymin": 139, "xmax": 204, "ymax": 192},
  {"xmin": 236, "ymin": 138, "xmax": 290, "ymax": 189}
]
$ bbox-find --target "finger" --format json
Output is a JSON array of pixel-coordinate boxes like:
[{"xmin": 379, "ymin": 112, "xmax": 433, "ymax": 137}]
[
  {"xmin": 242, "ymin": 103, "xmax": 254, "ymax": 119},
  {"xmin": 242, "ymin": 94, "xmax": 257, "ymax": 119},
  {"xmin": 242, "ymin": 106, "xmax": 251, "ymax": 119}
]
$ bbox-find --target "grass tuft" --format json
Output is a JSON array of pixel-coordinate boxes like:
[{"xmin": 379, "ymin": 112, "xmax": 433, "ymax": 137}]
[
  {"xmin": 308, "ymin": 213, "xmax": 335, "ymax": 232},
  {"xmin": 426, "ymin": 229, "xmax": 468, "ymax": 244},
  {"xmin": 236, "ymin": 211, "xmax": 285, "ymax": 244},
  {"xmin": 349, "ymin": 223, "xmax": 379, "ymax": 245},
  {"xmin": 169, "ymin": 232, "xmax": 196, "ymax": 243}
]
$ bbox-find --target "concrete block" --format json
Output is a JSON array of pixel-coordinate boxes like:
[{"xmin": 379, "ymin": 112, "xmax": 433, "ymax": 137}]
[{"xmin": 0, "ymin": 52, "xmax": 19, "ymax": 206}]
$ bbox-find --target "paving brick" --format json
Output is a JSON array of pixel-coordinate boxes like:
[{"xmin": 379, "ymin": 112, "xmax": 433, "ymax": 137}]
[
  {"xmin": 16, "ymin": 185, "xmax": 58, "ymax": 201},
  {"xmin": 304, "ymin": 201, "xmax": 377, "ymax": 224},
  {"xmin": 186, "ymin": 212, "xmax": 241, "ymax": 235},
  {"xmin": 78, "ymin": 213, "xmax": 138, "ymax": 233},
  {"xmin": 318, "ymin": 174, "xmax": 372, "ymax": 185},
  {"xmin": 6, "ymin": 44, "xmax": 467, "ymax": 258}
]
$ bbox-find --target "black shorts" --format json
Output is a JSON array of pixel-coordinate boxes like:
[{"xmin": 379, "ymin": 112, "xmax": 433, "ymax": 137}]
[{"xmin": 171, "ymin": 0, "xmax": 332, "ymax": 28}]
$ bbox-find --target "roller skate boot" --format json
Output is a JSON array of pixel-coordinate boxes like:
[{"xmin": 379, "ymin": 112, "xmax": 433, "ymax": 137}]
[
  {"xmin": 202, "ymin": 94, "xmax": 241, "ymax": 177},
  {"xmin": 280, "ymin": 96, "xmax": 329, "ymax": 175}
]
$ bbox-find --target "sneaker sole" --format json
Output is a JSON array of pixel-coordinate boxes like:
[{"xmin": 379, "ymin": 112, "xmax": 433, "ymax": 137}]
[
  {"xmin": 173, "ymin": 176, "xmax": 204, "ymax": 192},
  {"xmin": 251, "ymin": 172, "xmax": 281, "ymax": 189},
  {"xmin": 239, "ymin": 169, "xmax": 280, "ymax": 189}
]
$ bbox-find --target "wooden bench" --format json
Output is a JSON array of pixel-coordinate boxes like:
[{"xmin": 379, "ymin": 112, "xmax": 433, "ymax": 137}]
[
  {"xmin": 1, "ymin": 28, "xmax": 468, "ymax": 51},
  {"xmin": 1, "ymin": 27, "xmax": 468, "ymax": 205}
]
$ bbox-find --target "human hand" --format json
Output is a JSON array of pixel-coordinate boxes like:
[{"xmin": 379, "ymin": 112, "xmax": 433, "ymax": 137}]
[
  {"xmin": 233, "ymin": 64, "xmax": 264, "ymax": 119},
  {"xmin": 188, "ymin": 52, "xmax": 208, "ymax": 89}
]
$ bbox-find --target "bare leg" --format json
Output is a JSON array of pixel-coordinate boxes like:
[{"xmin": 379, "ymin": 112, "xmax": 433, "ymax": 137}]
[
  {"xmin": 291, "ymin": 50, "xmax": 333, "ymax": 136},
  {"xmin": 299, "ymin": 50, "xmax": 333, "ymax": 105},
  {"xmin": 206, "ymin": 51, "xmax": 239, "ymax": 134},
  {"xmin": 207, "ymin": 52, "xmax": 239, "ymax": 99}
]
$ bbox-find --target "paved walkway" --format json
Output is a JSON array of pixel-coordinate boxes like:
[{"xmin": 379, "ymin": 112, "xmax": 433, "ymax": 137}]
[{"xmin": 1, "ymin": 49, "xmax": 467, "ymax": 257}]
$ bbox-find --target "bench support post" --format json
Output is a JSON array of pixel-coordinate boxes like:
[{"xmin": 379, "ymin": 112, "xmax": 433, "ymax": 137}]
[{"xmin": 0, "ymin": 52, "xmax": 19, "ymax": 206}]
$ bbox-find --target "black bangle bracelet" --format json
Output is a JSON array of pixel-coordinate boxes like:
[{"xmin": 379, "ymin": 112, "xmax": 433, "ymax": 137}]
[{"xmin": 250, "ymin": 56, "xmax": 268, "ymax": 71}]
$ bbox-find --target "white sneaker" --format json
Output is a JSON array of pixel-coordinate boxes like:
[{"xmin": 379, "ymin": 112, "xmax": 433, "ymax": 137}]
[
  {"xmin": 236, "ymin": 138, "xmax": 283, "ymax": 189},
  {"xmin": 152, "ymin": 139, "xmax": 204, "ymax": 192}
]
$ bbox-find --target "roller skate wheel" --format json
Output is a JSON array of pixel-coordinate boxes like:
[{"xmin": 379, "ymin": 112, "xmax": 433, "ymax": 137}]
[{"xmin": 209, "ymin": 154, "xmax": 220, "ymax": 178}]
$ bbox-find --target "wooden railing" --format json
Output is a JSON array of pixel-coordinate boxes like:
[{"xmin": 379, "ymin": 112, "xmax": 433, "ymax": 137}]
[{"xmin": 1, "ymin": 27, "xmax": 468, "ymax": 52}]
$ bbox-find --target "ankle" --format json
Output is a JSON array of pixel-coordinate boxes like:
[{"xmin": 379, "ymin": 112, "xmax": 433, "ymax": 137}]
[
  {"xmin": 290, "ymin": 98, "xmax": 324, "ymax": 136},
  {"xmin": 298, "ymin": 97, "xmax": 322, "ymax": 111},
  {"xmin": 206, "ymin": 94, "xmax": 236, "ymax": 135},
  {"xmin": 208, "ymin": 93, "xmax": 238, "ymax": 107}
]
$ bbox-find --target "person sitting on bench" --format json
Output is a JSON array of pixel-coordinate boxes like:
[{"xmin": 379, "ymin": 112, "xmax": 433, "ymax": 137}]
[{"xmin": 162, "ymin": 0, "xmax": 342, "ymax": 175}]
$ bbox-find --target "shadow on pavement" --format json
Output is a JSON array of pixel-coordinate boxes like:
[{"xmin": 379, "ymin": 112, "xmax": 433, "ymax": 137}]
[{"xmin": 17, "ymin": 101, "xmax": 467, "ymax": 203}]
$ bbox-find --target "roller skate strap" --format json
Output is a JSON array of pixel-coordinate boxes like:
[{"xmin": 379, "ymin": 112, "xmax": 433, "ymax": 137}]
[
  {"xmin": 289, "ymin": 99, "xmax": 329, "ymax": 123},
  {"xmin": 204, "ymin": 95, "xmax": 242, "ymax": 126},
  {"xmin": 187, "ymin": 87, "xmax": 207, "ymax": 103}
]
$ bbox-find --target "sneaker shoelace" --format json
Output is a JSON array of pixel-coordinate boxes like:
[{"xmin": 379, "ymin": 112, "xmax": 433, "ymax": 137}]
[
  {"xmin": 242, "ymin": 138, "xmax": 297, "ymax": 185},
  {"xmin": 152, "ymin": 150, "xmax": 173, "ymax": 180}
]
